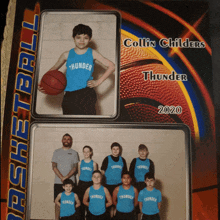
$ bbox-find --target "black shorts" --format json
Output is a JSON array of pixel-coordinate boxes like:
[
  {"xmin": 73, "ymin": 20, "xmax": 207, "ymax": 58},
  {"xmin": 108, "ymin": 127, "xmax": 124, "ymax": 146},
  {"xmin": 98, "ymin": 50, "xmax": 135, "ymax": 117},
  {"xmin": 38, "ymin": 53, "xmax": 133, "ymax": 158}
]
[
  {"xmin": 86, "ymin": 211, "xmax": 110, "ymax": 220},
  {"xmin": 54, "ymin": 184, "xmax": 64, "ymax": 201},
  {"xmin": 77, "ymin": 180, "xmax": 93, "ymax": 201},
  {"xmin": 141, "ymin": 213, "xmax": 160, "ymax": 220},
  {"xmin": 60, "ymin": 213, "xmax": 77, "ymax": 220},
  {"xmin": 115, "ymin": 210, "xmax": 135, "ymax": 220},
  {"xmin": 62, "ymin": 87, "xmax": 97, "ymax": 115}
]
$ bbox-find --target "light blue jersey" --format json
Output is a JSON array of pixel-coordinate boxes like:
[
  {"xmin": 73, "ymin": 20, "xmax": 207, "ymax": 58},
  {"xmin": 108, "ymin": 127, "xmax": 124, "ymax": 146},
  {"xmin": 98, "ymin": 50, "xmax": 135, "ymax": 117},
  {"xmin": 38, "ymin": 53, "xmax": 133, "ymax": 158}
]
[
  {"xmin": 134, "ymin": 158, "xmax": 150, "ymax": 182},
  {"xmin": 105, "ymin": 155, "xmax": 123, "ymax": 185},
  {"xmin": 79, "ymin": 159, "xmax": 94, "ymax": 182},
  {"xmin": 116, "ymin": 185, "xmax": 135, "ymax": 213},
  {"xmin": 65, "ymin": 48, "xmax": 94, "ymax": 92},
  {"xmin": 138, "ymin": 188, "xmax": 162, "ymax": 215},
  {"xmin": 89, "ymin": 185, "xmax": 106, "ymax": 216},
  {"xmin": 60, "ymin": 192, "xmax": 76, "ymax": 217}
]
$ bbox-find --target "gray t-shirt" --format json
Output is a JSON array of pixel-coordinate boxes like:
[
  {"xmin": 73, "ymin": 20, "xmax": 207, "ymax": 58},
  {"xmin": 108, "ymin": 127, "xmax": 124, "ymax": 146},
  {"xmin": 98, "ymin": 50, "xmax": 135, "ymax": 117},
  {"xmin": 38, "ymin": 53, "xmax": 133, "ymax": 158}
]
[{"xmin": 52, "ymin": 148, "xmax": 79, "ymax": 184}]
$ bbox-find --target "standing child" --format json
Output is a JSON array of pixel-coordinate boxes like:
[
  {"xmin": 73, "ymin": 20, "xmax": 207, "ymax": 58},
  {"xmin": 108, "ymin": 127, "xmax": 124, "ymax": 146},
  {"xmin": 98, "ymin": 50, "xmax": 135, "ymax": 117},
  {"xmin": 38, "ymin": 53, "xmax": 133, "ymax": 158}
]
[
  {"xmin": 77, "ymin": 146, "xmax": 98, "ymax": 219},
  {"xmin": 112, "ymin": 171, "xmax": 138, "ymax": 220},
  {"xmin": 83, "ymin": 170, "xmax": 112, "ymax": 220},
  {"xmin": 101, "ymin": 142, "xmax": 128, "ymax": 195},
  {"xmin": 138, "ymin": 173, "xmax": 162, "ymax": 220},
  {"xmin": 38, "ymin": 23, "xmax": 115, "ymax": 115},
  {"xmin": 129, "ymin": 144, "xmax": 155, "ymax": 192},
  {"xmin": 101, "ymin": 142, "xmax": 128, "ymax": 218},
  {"xmin": 55, "ymin": 179, "xmax": 81, "ymax": 220}
]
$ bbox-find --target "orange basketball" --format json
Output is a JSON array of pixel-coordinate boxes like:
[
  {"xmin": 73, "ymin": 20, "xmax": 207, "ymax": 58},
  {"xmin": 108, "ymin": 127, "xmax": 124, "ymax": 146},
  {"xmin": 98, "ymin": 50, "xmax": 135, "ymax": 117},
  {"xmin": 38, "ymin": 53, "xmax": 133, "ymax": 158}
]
[
  {"xmin": 120, "ymin": 33, "xmax": 195, "ymax": 137},
  {"xmin": 40, "ymin": 70, "xmax": 67, "ymax": 95}
]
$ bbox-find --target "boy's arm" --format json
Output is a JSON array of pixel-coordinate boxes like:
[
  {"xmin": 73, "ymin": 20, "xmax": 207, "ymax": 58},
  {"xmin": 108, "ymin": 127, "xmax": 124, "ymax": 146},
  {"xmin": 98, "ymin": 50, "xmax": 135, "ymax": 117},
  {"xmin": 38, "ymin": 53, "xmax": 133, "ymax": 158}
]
[
  {"xmin": 112, "ymin": 186, "xmax": 119, "ymax": 206},
  {"xmin": 55, "ymin": 193, "xmax": 62, "ymax": 207},
  {"xmin": 83, "ymin": 188, "xmax": 90, "ymax": 207},
  {"xmin": 104, "ymin": 187, "xmax": 113, "ymax": 208},
  {"xmin": 158, "ymin": 202, "xmax": 161, "ymax": 210},
  {"xmin": 101, "ymin": 156, "xmax": 108, "ymax": 175},
  {"xmin": 139, "ymin": 201, "xmax": 143, "ymax": 213},
  {"xmin": 149, "ymin": 159, "xmax": 155, "ymax": 175},
  {"xmin": 129, "ymin": 159, "xmax": 136, "ymax": 183},
  {"xmin": 49, "ymin": 51, "xmax": 68, "ymax": 71},
  {"xmin": 122, "ymin": 157, "xmax": 128, "ymax": 173},
  {"xmin": 74, "ymin": 194, "xmax": 81, "ymax": 208},
  {"xmin": 93, "ymin": 161, "xmax": 98, "ymax": 171},
  {"xmin": 87, "ymin": 50, "xmax": 115, "ymax": 88},
  {"xmin": 134, "ymin": 187, "xmax": 139, "ymax": 207}
]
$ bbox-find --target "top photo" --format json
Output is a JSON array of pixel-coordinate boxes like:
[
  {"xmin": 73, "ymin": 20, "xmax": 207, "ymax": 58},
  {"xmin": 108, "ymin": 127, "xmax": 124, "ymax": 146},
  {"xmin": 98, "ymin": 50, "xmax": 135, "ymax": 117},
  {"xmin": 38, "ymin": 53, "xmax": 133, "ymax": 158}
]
[{"xmin": 32, "ymin": 11, "xmax": 120, "ymax": 119}]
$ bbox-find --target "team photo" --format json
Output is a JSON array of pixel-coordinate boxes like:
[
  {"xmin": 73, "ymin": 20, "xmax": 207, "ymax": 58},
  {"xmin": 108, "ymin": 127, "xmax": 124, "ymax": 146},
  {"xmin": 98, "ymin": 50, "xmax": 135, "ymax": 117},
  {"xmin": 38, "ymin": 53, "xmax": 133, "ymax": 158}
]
[{"xmin": 27, "ymin": 123, "xmax": 190, "ymax": 220}]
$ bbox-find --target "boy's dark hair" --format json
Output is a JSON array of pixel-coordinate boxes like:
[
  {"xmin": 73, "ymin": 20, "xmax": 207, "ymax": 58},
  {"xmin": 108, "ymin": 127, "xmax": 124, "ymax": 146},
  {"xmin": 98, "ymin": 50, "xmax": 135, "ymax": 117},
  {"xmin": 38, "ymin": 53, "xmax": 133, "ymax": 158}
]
[
  {"xmin": 83, "ymin": 145, "xmax": 93, "ymax": 157},
  {"xmin": 72, "ymin": 24, "xmax": 92, "ymax": 39},
  {"xmin": 144, "ymin": 172, "xmax": 155, "ymax": 180},
  {"xmin": 62, "ymin": 178, "xmax": 74, "ymax": 186},
  {"xmin": 110, "ymin": 142, "xmax": 122, "ymax": 150},
  {"xmin": 121, "ymin": 171, "xmax": 131, "ymax": 178},
  {"xmin": 138, "ymin": 144, "xmax": 148, "ymax": 151},
  {"xmin": 92, "ymin": 170, "xmax": 102, "ymax": 176},
  {"xmin": 63, "ymin": 133, "xmax": 73, "ymax": 141}
]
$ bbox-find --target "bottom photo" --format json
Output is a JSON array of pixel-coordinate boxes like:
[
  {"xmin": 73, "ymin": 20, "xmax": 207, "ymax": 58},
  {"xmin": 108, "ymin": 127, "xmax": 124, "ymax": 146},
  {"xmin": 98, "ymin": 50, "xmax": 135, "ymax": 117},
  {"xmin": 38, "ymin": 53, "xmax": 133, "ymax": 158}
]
[{"xmin": 27, "ymin": 123, "xmax": 191, "ymax": 220}]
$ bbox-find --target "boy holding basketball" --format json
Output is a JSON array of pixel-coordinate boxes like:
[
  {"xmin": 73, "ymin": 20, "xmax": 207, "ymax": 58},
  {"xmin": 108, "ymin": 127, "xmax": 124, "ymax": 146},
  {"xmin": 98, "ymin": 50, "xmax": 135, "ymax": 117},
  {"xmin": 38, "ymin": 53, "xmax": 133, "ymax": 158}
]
[
  {"xmin": 138, "ymin": 173, "xmax": 162, "ymax": 220},
  {"xmin": 112, "ymin": 171, "xmax": 138, "ymax": 220},
  {"xmin": 55, "ymin": 179, "xmax": 81, "ymax": 220},
  {"xmin": 38, "ymin": 23, "xmax": 115, "ymax": 115}
]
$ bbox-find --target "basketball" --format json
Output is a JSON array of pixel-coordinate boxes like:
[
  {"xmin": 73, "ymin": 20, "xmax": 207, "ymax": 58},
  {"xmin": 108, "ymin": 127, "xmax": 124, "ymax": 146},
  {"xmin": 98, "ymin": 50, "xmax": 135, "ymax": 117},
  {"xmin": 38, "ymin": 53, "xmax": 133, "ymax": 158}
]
[
  {"xmin": 40, "ymin": 70, "xmax": 67, "ymax": 95},
  {"xmin": 120, "ymin": 33, "xmax": 195, "ymax": 138}
]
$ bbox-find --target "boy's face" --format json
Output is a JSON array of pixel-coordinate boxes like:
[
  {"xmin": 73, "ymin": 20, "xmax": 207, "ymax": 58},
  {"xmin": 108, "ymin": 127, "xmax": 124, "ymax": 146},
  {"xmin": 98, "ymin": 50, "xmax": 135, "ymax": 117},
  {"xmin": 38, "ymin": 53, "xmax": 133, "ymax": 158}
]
[
  {"xmin": 74, "ymin": 34, "xmax": 91, "ymax": 49},
  {"xmin": 83, "ymin": 147, "xmax": 92, "ymax": 159},
  {"xmin": 63, "ymin": 184, "xmax": 73, "ymax": 193},
  {"xmin": 92, "ymin": 172, "xmax": 102, "ymax": 184},
  {"xmin": 121, "ymin": 174, "xmax": 132, "ymax": 186},
  {"xmin": 138, "ymin": 149, "xmax": 148, "ymax": 159},
  {"xmin": 145, "ymin": 178, "xmax": 155, "ymax": 188},
  {"xmin": 111, "ymin": 146, "xmax": 120, "ymax": 157},
  {"xmin": 62, "ymin": 135, "xmax": 72, "ymax": 148}
]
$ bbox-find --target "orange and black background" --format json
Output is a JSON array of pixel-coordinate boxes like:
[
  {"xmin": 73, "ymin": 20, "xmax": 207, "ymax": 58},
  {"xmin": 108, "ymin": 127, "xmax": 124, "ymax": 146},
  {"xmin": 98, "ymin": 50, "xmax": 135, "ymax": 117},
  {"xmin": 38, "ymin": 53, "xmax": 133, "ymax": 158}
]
[{"xmin": 1, "ymin": 0, "xmax": 220, "ymax": 219}]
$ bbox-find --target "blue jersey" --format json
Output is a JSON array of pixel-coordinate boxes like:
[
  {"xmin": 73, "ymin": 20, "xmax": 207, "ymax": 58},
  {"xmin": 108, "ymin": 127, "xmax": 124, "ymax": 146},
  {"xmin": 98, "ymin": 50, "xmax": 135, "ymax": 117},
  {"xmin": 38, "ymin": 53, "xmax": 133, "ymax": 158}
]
[
  {"xmin": 105, "ymin": 155, "xmax": 123, "ymax": 185},
  {"xmin": 116, "ymin": 185, "xmax": 135, "ymax": 213},
  {"xmin": 79, "ymin": 160, "xmax": 94, "ymax": 182},
  {"xmin": 65, "ymin": 47, "xmax": 94, "ymax": 92},
  {"xmin": 138, "ymin": 188, "xmax": 162, "ymax": 215},
  {"xmin": 60, "ymin": 192, "xmax": 76, "ymax": 217},
  {"xmin": 89, "ymin": 185, "xmax": 106, "ymax": 216},
  {"xmin": 134, "ymin": 158, "xmax": 150, "ymax": 182}
]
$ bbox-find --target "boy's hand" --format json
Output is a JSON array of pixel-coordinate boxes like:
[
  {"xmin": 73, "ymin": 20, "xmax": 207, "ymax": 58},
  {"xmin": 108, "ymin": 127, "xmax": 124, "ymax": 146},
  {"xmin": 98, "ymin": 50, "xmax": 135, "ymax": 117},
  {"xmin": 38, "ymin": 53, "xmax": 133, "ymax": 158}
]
[
  {"xmin": 38, "ymin": 82, "xmax": 46, "ymax": 94},
  {"xmin": 87, "ymin": 80, "xmax": 100, "ymax": 88}
]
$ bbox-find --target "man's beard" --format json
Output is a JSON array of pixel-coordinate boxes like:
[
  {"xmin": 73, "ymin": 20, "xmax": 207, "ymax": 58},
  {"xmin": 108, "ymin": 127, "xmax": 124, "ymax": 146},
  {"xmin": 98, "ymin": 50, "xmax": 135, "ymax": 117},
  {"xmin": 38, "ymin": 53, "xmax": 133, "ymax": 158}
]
[{"xmin": 63, "ymin": 142, "xmax": 71, "ymax": 147}]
